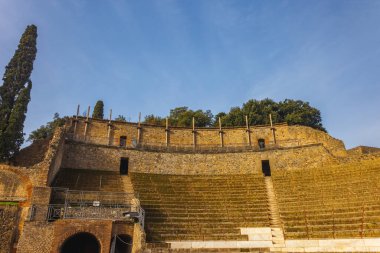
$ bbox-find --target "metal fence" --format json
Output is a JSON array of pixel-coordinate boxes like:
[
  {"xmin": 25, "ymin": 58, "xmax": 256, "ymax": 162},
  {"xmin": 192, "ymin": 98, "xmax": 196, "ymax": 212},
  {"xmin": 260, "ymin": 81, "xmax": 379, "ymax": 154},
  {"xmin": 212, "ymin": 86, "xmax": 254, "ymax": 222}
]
[{"xmin": 45, "ymin": 188, "xmax": 144, "ymax": 227}]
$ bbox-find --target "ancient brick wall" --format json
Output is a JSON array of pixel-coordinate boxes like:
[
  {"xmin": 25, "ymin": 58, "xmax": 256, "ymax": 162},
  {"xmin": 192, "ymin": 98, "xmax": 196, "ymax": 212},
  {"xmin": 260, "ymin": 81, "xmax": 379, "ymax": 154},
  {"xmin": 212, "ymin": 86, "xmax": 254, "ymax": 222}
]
[
  {"xmin": 62, "ymin": 142, "xmax": 336, "ymax": 175},
  {"xmin": 16, "ymin": 222, "xmax": 54, "ymax": 253},
  {"xmin": 0, "ymin": 205, "xmax": 20, "ymax": 253},
  {"xmin": 70, "ymin": 117, "xmax": 347, "ymax": 157},
  {"xmin": 0, "ymin": 169, "xmax": 29, "ymax": 199}
]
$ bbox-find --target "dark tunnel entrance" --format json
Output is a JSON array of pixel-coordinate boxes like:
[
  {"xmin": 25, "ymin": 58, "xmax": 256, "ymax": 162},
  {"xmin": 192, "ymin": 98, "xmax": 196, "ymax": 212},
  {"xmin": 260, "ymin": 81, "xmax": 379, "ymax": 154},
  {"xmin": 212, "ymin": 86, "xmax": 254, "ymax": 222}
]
[
  {"xmin": 110, "ymin": 234, "xmax": 133, "ymax": 253},
  {"xmin": 60, "ymin": 232, "xmax": 100, "ymax": 253}
]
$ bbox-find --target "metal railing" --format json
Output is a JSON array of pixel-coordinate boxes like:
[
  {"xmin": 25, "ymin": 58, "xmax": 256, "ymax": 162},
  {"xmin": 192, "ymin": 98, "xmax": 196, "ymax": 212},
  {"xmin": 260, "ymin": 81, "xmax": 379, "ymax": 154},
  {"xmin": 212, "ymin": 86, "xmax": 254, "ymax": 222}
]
[
  {"xmin": 46, "ymin": 188, "xmax": 145, "ymax": 227},
  {"xmin": 46, "ymin": 203, "xmax": 144, "ymax": 227}
]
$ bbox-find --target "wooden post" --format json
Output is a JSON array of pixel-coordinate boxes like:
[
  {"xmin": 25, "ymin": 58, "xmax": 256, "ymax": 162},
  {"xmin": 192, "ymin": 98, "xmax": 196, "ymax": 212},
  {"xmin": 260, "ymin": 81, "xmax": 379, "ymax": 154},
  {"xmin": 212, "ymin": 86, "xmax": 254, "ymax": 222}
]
[
  {"xmin": 269, "ymin": 114, "xmax": 276, "ymax": 144},
  {"xmin": 84, "ymin": 106, "xmax": 90, "ymax": 141},
  {"xmin": 107, "ymin": 109, "xmax": 112, "ymax": 145},
  {"xmin": 165, "ymin": 117, "xmax": 169, "ymax": 147},
  {"xmin": 245, "ymin": 115, "xmax": 251, "ymax": 147},
  {"xmin": 137, "ymin": 112, "xmax": 142, "ymax": 144},
  {"xmin": 192, "ymin": 117, "xmax": 196, "ymax": 148},
  {"xmin": 73, "ymin": 104, "xmax": 80, "ymax": 136},
  {"xmin": 219, "ymin": 117, "xmax": 224, "ymax": 147}
]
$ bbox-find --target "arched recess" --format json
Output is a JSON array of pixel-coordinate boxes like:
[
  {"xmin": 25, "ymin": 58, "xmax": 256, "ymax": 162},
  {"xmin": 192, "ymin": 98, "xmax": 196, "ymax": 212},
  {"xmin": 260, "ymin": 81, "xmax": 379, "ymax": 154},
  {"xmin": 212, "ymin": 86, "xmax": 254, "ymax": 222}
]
[
  {"xmin": 110, "ymin": 234, "xmax": 132, "ymax": 253},
  {"xmin": 60, "ymin": 232, "xmax": 100, "ymax": 253}
]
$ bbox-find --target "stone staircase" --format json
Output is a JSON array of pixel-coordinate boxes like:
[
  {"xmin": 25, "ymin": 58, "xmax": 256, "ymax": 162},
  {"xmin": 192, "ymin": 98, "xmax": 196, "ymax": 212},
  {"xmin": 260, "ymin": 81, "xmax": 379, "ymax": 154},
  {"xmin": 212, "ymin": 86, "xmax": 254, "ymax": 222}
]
[
  {"xmin": 264, "ymin": 177, "xmax": 285, "ymax": 249},
  {"xmin": 121, "ymin": 175, "xmax": 135, "ymax": 196}
]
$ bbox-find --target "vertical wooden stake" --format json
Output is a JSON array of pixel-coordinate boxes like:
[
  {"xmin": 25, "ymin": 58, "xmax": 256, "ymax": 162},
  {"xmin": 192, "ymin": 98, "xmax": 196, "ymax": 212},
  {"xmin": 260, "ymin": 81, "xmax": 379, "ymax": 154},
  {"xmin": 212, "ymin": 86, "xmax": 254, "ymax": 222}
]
[
  {"xmin": 73, "ymin": 104, "xmax": 80, "ymax": 136},
  {"xmin": 245, "ymin": 115, "xmax": 251, "ymax": 147},
  {"xmin": 192, "ymin": 117, "xmax": 196, "ymax": 148},
  {"xmin": 84, "ymin": 106, "xmax": 90, "ymax": 141},
  {"xmin": 269, "ymin": 114, "xmax": 273, "ymax": 128},
  {"xmin": 107, "ymin": 109, "xmax": 112, "ymax": 145},
  {"xmin": 219, "ymin": 117, "xmax": 224, "ymax": 147},
  {"xmin": 165, "ymin": 117, "xmax": 169, "ymax": 147},
  {"xmin": 269, "ymin": 114, "xmax": 276, "ymax": 144},
  {"xmin": 137, "ymin": 112, "xmax": 142, "ymax": 144}
]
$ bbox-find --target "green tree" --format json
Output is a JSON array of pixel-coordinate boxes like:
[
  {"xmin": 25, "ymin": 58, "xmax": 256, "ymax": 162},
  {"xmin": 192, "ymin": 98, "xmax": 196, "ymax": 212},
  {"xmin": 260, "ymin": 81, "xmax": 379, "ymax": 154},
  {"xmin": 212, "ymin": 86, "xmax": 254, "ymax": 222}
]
[
  {"xmin": 215, "ymin": 106, "xmax": 244, "ymax": 127},
  {"xmin": 169, "ymin": 107, "xmax": 213, "ymax": 127},
  {"xmin": 1, "ymin": 81, "xmax": 32, "ymax": 157},
  {"xmin": 92, "ymin": 100, "xmax": 104, "ymax": 119},
  {"xmin": 0, "ymin": 25, "xmax": 37, "ymax": 160},
  {"xmin": 144, "ymin": 114, "xmax": 165, "ymax": 126},
  {"xmin": 28, "ymin": 113, "xmax": 67, "ymax": 142},
  {"xmin": 114, "ymin": 115, "xmax": 126, "ymax": 122},
  {"xmin": 217, "ymin": 98, "xmax": 325, "ymax": 131},
  {"xmin": 278, "ymin": 99, "xmax": 325, "ymax": 131}
]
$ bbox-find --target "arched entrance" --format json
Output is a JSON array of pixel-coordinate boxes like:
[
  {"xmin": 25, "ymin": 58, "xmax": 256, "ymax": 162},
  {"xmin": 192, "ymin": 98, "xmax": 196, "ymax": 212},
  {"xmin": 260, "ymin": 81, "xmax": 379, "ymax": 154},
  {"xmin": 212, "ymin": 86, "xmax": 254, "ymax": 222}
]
[
  {"xmin": 110, "ymin": 234, "xmax": 132, "ymax": 253},
  {"xmin": 60, "ymin": 232, "xmax": 100, "ymax": 253}
]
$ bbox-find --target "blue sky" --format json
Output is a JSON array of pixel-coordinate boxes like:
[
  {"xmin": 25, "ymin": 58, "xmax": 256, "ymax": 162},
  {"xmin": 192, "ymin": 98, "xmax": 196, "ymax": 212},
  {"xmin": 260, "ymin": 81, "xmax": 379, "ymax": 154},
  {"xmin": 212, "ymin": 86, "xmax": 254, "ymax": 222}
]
[{"xmin": 0, "ymin": 0, "xmax": 379, "ymax": 148}]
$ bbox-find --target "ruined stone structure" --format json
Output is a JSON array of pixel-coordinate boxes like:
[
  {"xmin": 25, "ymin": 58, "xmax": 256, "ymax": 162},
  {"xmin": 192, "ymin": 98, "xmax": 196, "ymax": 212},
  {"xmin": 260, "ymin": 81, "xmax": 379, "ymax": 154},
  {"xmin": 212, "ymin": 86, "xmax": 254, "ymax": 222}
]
[{"xmin": 1, "ymin": 115, "xmax": 379, "ymax": 253}]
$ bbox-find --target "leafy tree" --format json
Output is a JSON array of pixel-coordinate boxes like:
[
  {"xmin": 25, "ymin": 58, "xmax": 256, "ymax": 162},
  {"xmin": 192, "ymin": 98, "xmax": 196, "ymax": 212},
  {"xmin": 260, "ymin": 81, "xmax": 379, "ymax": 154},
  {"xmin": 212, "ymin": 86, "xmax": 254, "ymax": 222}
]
[
  {"xmin": 28, "ymin": 113, "xmax": 67, "ymax": 142},
  {"xmin": 114, "ymin": 115, "xmax": 126, "ymax": 122},
  {"xmin": 0, "ymin": 25, "xmax": 37, "ymax": 160},
  {"xmin": 92, "ymin": 100, "xmax": 104, "ymax": 119},
  {"xmin": 278, "ymin": 99, "xmax": 325, "ymax": 131},
  {"xmin": 144, "ymin": 114, "xmax": 165, "ymax": 126},
  {"xmin": 217, "ymin": 98, "xmax": 325, "ymax": 132},
  {"xmin": 215, "ymin": 107, "xmax": 244, "ymax": 127},
  {"xmin": 169, "ymin": 107, "xmax": 213, "ymax": 127}
]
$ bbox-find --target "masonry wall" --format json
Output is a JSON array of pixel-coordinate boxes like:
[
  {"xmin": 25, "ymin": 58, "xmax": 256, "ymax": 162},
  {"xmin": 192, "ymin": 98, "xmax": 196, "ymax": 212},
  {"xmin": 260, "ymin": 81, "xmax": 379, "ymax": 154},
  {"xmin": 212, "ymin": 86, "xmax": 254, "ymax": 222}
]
[
  {"xmin": 71, "ymin": 117, "xmax": 347, "ymax": 157},
  {"xmin": 61, "ymin": 142, "xmax": 336, "ymax": 175},
  {"xmin": 0, "ymin": 205, "xmax": 20, "ymax": 253},
  {"xmin": 17, "ymin": 222, "xmax": 55, "ymax": 253}
]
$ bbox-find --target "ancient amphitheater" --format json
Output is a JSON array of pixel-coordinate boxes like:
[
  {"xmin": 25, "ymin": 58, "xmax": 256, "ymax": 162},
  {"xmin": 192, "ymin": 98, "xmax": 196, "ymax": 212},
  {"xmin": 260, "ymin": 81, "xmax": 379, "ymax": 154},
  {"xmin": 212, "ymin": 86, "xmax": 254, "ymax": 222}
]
[{"xmin": 1, "ymin": 114, "xmax": 380, "ymax": 253}]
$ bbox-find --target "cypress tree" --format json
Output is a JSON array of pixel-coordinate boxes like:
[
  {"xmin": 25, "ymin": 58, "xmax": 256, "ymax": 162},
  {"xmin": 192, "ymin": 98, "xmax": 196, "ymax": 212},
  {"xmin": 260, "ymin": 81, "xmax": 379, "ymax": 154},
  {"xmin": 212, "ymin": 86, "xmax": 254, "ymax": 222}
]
[
  {"xmin": 2, "ymin": 81, "xmax": 32, "ymax": 158},
  {"xmin": 92, "ymin": 100, "xmax": 104, "ymax": 119},
  {"xmin": 0, "ymin": 25, "xmax": 37, "ymax": 161}
]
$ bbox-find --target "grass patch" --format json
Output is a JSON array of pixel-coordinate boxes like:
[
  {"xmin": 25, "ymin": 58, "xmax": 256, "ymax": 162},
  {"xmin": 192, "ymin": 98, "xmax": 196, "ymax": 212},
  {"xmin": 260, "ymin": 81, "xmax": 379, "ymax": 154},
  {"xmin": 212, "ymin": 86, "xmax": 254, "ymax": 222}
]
[{"xmin": 0, "ymin": 201, "xmax": 19, "ymax": 206}]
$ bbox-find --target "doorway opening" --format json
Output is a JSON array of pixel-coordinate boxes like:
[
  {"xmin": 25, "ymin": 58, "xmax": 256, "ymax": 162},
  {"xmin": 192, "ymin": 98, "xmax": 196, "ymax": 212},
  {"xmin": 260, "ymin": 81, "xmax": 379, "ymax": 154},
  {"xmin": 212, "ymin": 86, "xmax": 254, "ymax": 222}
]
[
  {"xmin": 261, "ymin": 160, "xmax": 271, "ymax": 177},
  {"xmin": 120, "ymin": 158, "xmax": 129, "ymax": 175},
  {"xmin": 60, "ymin": 232, "xmax": 100, "ymax": 253},
  {"xmin": 110, "ymin": 234, "xmax": 133, "ymax": 253}
]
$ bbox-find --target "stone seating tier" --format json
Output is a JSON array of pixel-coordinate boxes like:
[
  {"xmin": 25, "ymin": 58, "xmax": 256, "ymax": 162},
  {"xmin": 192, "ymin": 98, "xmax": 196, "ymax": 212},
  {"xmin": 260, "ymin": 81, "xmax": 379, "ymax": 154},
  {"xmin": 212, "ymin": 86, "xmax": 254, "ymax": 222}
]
[
  {"xmin": 272, "ymin": 163, "xmax": 380, "ymax": 239},
  {"xmin": 130, "ymin": 173, "xmax": 270, "ymax": 243}
]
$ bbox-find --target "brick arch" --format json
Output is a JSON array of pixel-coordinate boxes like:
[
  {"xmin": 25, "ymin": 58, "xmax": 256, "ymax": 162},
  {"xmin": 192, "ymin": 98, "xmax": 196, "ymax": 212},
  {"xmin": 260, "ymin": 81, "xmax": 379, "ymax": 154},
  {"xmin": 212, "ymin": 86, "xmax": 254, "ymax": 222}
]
[
  {"xmin": 59, "ymin": 231, "xmax": 101, "ymax": 253},
  {"xmin": 52, "ymin": 221, "xmax": 113, "ymax": 253}
]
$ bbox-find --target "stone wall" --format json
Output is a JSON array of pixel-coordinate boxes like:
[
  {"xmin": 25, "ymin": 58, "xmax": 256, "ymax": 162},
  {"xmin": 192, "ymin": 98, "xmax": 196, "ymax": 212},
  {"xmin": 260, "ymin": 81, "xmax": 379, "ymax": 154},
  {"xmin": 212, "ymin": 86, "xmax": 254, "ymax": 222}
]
[
  {"xmin": 0, "ymin": 205, "xmax": 20, "ymax": 253},
  {"xmin": 16, "ymin": 222, "xmax": 54, "ymax": 253},
  {"xmin": 70, "ymin": 117, "xmax": 347, "ymax": 157},
  {"xmin": 0, "ymin": 169, "xmax": 29, "ymax": 199},
  {"xmin": 62, "ymin": 142, "xmax": 336, "ymax": 175}
]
